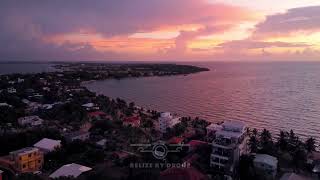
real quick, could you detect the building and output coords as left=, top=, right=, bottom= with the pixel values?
left=0, top=103, right=12, bottom=108
left=0, top=147, right=44, bottom=174
left=88, top=111, right=107, bottom=121
left=96, top=139, right=107, bottom=149
left=158, top=112, right=181, bottom=133
left=65, top=131, right=90, bottom=142
left=17, top=116, right=43, bottom=126
left=123, top=116, right=140, bottom=127
left=210, top=121, right=248, bottom=179
left=82, top=103, right=99, bottom=111
left=206, top=123, right=222, bottom=136
left=33, top=138, right=61, bottom=153
left=253, top=154, right=278, bottom=179
left=49, top=163, right=92, bottom=178
left=7, top=87, right=16, bottom=93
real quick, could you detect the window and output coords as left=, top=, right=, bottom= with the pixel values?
left=23, top=164, right=26, bottom=168
left=28, top=154, right=31, bottom=157
left=38, top=160, right=41, bottom=163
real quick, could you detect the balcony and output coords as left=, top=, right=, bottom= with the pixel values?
left=212, top=138, right=236, bottom=149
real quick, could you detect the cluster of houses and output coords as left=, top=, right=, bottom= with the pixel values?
left=0, top=137, right=93, bottom=179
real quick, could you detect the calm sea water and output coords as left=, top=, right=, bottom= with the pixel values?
left=85, top=62, right=320, bottom=139
left=0, top=63, right=56, bottom=75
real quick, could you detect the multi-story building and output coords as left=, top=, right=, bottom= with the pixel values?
left=17, top=116, right=43, bottom=127
left=158, top=112, right=181, bottom=133
left=65, top=131, right=90, bottom=142
left=210, top=121, right=248, bottom=180
left=9, top=147, right=43, bottom=173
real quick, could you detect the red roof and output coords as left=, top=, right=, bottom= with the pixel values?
left=160, top=167, right=208, bottom=180
left=168, top=137, right=184, bottom=144
left=88, top=111, right=107, bottom=117
left=123, top=116, right=140, bottom=123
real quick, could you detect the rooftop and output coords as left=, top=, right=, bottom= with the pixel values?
left=10, top=147, right=39, bottom=155
left=254, top=154, right=278, bottom=168
left=222, top=121, right=246, bottom=132
left=123, top=116, right=140, bottom=123
left=82, top=103, right=95, bottom=108
left=88, top=111, right=107, bottom=117
left=34, top=138, right=61, bottom=151
left=160, top=112, right=172, bottom=118
left=49, top=163, right=92, bottom=178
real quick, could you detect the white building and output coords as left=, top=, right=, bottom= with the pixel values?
left=0, top=102, right=12, bottom=108
left=96, top=139, right=107, bottom=149
left=49, top=163, right=92, bottom=178
left=17, top=116, right=44, bottom=126
left=206, top=123, right=222, bottom=135
left=210, top=121, right=248, bottom=179
left=34, top=138, right=61, bottom=153
left=17, top=78, right=24, bottom=83
left=7, top=87, right=16, bottom=93
left=158, top=112, right=181, bottom=133
left=82, top=103, right=99, bottom=111
left=253, top=154, right=278, bottom=178
left=65, top=131, right=90, bottom=142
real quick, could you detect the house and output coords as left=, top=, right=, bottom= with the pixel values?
left=0, top=147, right=44, bottom=174
left=33, top=138, right=61, bottom=153
left=17, top=116, right=44, bottom=126
left=49, top=163, right=92, bottom=179
left=82, top=103, right=99, bottom=111
left=123, top=116, right=140, bottom=127
left=7, top=87, right=16, bottom=93
left=206, top=123, right=222, bottom=136
left=210, top=121, right=248, bottom=180
left=65, top=131, right=90, bottom=142
left=88, top=111, right=107, bottom=121
left=96, top=139, right=107, bottom=149
left=80, top=122, right=92, bottom=132
left=253, top=154, right=278, bottom=179
left=17, top=78, right=24, bottom=83
left=0, top=103, right=12, bottom=108
left=158, top=112, right=181, bottom=133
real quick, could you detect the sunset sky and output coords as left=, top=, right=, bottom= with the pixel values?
left=1, top=0, right=320, bottom=61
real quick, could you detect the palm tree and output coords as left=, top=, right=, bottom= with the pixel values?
left=260, top=129, right=273, bottom=153
left=248, top=136, right=259, bottom=153
left=305, top=137, right=316, bottom=153
left=277, top=130, right=288, bottom=151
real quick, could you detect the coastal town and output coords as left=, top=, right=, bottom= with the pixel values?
left=0, top=63, right=319, bottom=180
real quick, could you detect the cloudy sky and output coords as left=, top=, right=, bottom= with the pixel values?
left=1, top=0, right=320, bottom=61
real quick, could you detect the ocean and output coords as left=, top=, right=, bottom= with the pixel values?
left=84, top=61, right=320, bottom=139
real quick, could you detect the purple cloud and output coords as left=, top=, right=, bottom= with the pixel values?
left=254, top=6, right=320, bottom=36
left=218, top=40, right=311, bottom=49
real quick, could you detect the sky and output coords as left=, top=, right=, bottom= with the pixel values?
left=1, top=0, right=320, bottom=61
